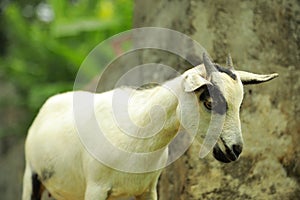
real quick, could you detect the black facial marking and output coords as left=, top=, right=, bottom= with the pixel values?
left=214, top=64, right=237, bottom=80
left=199, top=85, right=228, bottom=115
left=213, top=144, right=231, bottom=163
left=225, top=145, right=238, bottom=161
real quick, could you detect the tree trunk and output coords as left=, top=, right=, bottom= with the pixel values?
left=134, top=0, right=300, bottom=199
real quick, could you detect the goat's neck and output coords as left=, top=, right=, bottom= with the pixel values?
left=126, top=76, right=183, bottom=152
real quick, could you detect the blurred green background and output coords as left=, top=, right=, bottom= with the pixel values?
left=0, top=0, right=133, bottom=138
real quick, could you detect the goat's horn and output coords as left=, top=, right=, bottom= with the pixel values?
left=203, top=53, right=217, bottom=78
left=226, top=53, right=234, bottom=70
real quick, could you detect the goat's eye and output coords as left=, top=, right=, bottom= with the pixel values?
left=204, top=100, right=212, bottom=110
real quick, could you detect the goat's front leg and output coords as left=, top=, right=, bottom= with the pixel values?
left=84, top=183, right=111, bottom=200
left=136, top=173, right=160, bottom=200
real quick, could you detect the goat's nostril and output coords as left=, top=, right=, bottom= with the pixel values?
left=232, top=144, right=243, bottom=157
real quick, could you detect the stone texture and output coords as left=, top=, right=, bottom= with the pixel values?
left=134, top=0, right=300, bottom=199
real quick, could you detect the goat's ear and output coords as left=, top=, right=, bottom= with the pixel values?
left=236, top=70, right=278, bottom=85
left=183, top=74, right=211, bottom=92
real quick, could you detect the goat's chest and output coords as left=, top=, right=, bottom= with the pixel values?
left=110, top=170, right=161, bottom=196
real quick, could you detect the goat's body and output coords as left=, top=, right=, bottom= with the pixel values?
left=24, top=92, right=85, bottom=199
left=23, top=85, right=179, bottom=200
left=23, top=55, right=278, bottom=199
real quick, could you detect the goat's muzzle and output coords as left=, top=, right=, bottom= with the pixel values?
left=213, top=143, right=243, bottom=163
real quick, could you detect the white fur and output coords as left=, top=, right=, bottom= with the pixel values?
left=22, top=63, right=270, bottom=200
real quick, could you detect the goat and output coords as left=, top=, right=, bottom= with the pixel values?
left=22, top=53, right=278, bottom=200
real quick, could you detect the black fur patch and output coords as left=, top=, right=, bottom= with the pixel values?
left=199, top=85, right=228, bottom=115
left=31, top=173, right=42, bottom=200
left=214, top=64, right=237, bottom=80
left=240, top=79, right=264, bottom=85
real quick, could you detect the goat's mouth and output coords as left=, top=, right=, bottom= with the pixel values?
left=212, top=143, right=240, bottom=163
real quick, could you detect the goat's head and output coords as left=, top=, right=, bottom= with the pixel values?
left=182, top=53, right=278, bottom=163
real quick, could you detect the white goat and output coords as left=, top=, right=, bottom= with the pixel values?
left=22, top=54, right=278, bottom=200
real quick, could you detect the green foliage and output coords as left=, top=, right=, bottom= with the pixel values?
left=0, top=0, right=133, bottom=136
